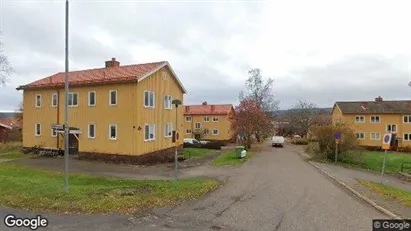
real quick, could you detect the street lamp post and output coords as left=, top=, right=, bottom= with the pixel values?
left=172, top=99, right=182, bottom=181
left=64, top=0, right=70, bottom=193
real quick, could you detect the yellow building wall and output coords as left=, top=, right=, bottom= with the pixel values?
left=183, top=112, right=233, bottom=141
left=331, top=105, right=411, bottom=147
left=22, top=66, right=184, bottom=156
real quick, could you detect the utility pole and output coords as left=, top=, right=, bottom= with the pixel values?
left=64, top=0, right=70, bottom=193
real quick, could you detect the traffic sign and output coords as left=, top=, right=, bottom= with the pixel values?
left=382, top=133, right=392, bottom=150
left=52, top=124, right=65, bottom=132
left=334, top=131, right=342, bottom=140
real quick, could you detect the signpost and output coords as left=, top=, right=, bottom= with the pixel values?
left=380, top=133, right=392, bottom=184
left=172, top=99, right=182, bottom=182
left=334, top=131, right=342, bottom=163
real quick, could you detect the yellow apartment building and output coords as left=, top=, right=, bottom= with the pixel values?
left=16, top=58, right=187, bottom=164
left=183, top=102, right=234, bottom=142
left=331, top=96, right=411, bottom=148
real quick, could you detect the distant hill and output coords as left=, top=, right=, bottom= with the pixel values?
left=0, top=112, right=21, bottom=118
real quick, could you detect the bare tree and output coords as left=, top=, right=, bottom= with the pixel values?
left=239, top=68, right=279, bottom=142
left=288, top=100, right=319, bottom=137
left=0, top=36, right=13, bottom=86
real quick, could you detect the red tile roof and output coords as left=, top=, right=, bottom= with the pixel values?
left=16, top=61, right=168, bottom=90
left=184, top=104, right=233, bottom=115
left=0, top=118, right=22, bottom=129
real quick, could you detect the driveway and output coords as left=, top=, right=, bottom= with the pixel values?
left=1, top=143, right=386, bottom=231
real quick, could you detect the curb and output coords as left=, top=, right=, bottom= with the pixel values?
left=295, top=150, right=403, bottom=220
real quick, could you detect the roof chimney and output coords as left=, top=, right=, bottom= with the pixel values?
left=185, top=106, right=190, bottom=112
left=202, top=101, right=207, bottom=105
left=375, top=96, right=383, bottom=102
left=105, top=57, right=120, bottom=68
left=211, top=105, right=215, bottom=111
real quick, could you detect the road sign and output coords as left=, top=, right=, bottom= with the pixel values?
left=52, top=124, right=65, bottom=131
left=382, top=133, right=392, bottom=150
left=334, top=131, right=342, bottom=140
left=335, top=139, right=340, bottom=144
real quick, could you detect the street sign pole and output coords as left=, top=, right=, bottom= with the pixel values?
left=380, top=149, right=388, bottom=184
left=334, top=131, right=342, bottom=163
left=64, top=0, right=70, bottom=193
left=172, top=99, right=182, bottom=182
left=335, top=142, right=338, bottom=163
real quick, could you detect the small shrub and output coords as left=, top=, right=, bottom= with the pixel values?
left=291, top=138, right=309, bottom=145
left=398, top=146, right=411, bottom=153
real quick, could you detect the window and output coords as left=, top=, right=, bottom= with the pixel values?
left=185, top=116, right=192, bottom=122
left=35, top=123, right=41, bottom=136
left=51, top=125, right=57, bottom=137
left=195, top=122, right=201, bottom=129
left=370, top=132, right=380, bottom=140
left=68, top=92, right=78, bottom=107
left=144, top=124, right=155, bottom=141
left=370, top=116, right=380, bottom=123
left=51, top=93, right=58, bottom=107
left=164, top=123, right=172, bottom=137
left=212, top=129, right=219, bottom=135
left=404, top=115, right=411, bottom=123
left=386, top=124, right=397, bottom=133
left=186, top=129, right=192, bottom=134
left=109, top=124, right=117, bottom=140
left=213, top=116, right=219, bottom=122
left=204, top=128, right=209, bottom=135
left=88, top=124, right=96, bottom=139
left=109, top=90, right=117, bottom=106
left=35, top=94, right=42, bottom=108
left=355, top=116, right=365, bottom=123
left=144, top=91, right=155, bottom=108
left=204, top=116, right=210, bottom=122
left=355, top=132, right=365, bottom=140
left=89, top=91, right=96, bottom=106
left=404, top=133, right=411, bottom=141
left=164, top=95, right=172, bottom=109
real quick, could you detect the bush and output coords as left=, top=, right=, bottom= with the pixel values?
left=307, top=137, right=318, bottom=142
left=291, top=138, right=309, bottom=145
left=397, top=146, right=411, bottom=153
left=311, top=122, right=360, bottom=163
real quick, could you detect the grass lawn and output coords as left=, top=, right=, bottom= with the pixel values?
left=181, top=148, right=216, bottom=158
left=358, top=179, right=411, bottom=207
left=212, top=150, right=253, bottom=166
left=0, top=164, right=219, bottom=214
left=361, top=151, right=411, bottom=174
left=0, top=142, right=34, bottom=160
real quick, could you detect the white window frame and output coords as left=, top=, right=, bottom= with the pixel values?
left=204, top=128, right=210, bottom=135
left=109, top=90, right=117, bottom=106
left=186, top=129, right=192, bottom=134
left=88, top=123, right=96, bottom=139
left=144, top=90, right=155, bottom=108
left=370, top=115, right=380, bottom=123
left=403, top=115, right=411, bottom=123
left=204, top=116, right=210, bottom=122
left=68, top=92, right=79, bottom=107
left=51, top=125, right=57, bottom=137
left=164, top=95, right=172, bottom=109
left=88, top=91, right=96, bottom=107
left=164, top=123, right=172, bottom=138
left=51, top=93, right=58, bottom=107
left=212, top=129, right=219, bottom=136
left=386, top=124, right=397, bottom=133
left=185, top=116, right=192, bottom=122
left=35, top=94, right=42, bottom=108
left=35, top=123, right=41, bottom=136
left=109, top=124, right=117, bottom=140
left=144, top=124, right=156, bottom=141
left=355, top=132, right=365, bottom=140
left=404, top=133, right=411, bottom=141
left=213, top=116, right=219, bottom=122
left=355, top=115, right=365, bottom=123
left=370, top=132, right=380, bottom=140
left=195, top=122, right=201, bottom=129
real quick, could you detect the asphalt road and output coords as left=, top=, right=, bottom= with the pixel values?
left=1, top=143, right=386, bottom=231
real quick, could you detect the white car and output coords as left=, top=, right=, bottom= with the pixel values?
left=272, top=136, right=285, bottom=147
left=183, top=138, right=200, bottom=145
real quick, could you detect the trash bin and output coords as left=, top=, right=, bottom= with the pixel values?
left=235, top=146, right=245, bottom=158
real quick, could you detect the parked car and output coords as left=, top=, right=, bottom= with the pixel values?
left=184, top=138, right=200, bottom=145
left=272, top=136, right=285, bottom=147
left=200, top=140, right=210, bottom=144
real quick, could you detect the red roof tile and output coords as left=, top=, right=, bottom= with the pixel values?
left=17, top=61, right=168, bottom=90
left=0, top=118, right=22, bottom=129
left=184, top=104, right=233, bottom=115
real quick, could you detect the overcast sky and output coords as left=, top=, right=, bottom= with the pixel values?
left=1, top=0, right=411, bottom=111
